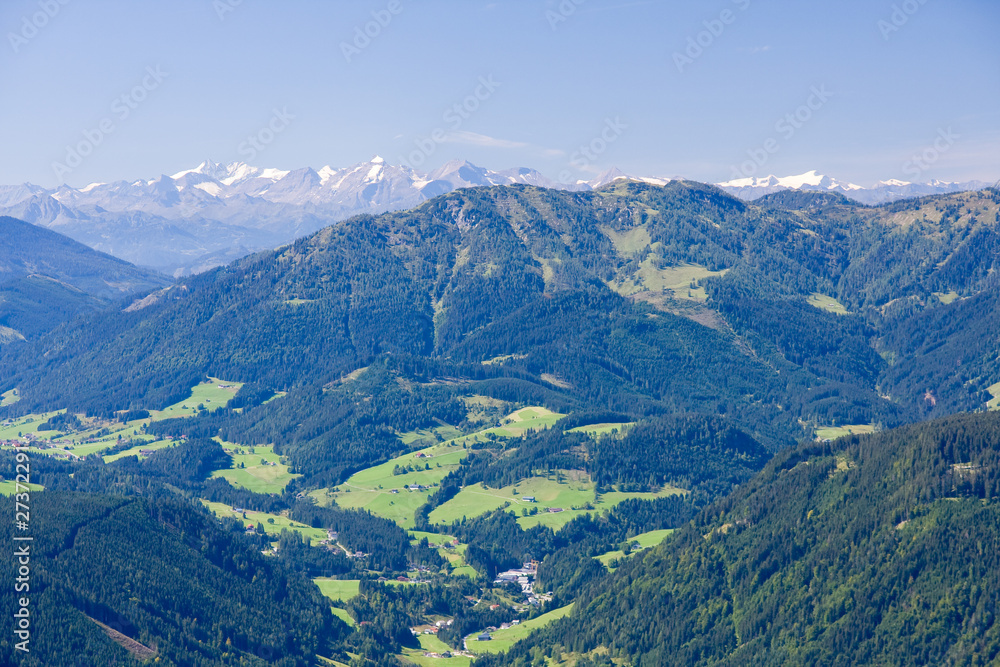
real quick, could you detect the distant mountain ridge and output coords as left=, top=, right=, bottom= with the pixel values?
left=716, top=169, right=991, bottom=204
left=0, top=216, right=169, bottom=341
left=1, top=160, right=990, bottom=275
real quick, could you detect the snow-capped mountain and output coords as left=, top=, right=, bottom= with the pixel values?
left=716, top=170, right=991, bottom=204
left=0, top=158, right=579, bottom=276
left=1, top=159, right=991, bottom=276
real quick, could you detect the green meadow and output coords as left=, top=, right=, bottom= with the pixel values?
left=0, top=480, right=43, bottom=494
left=594, top=528, right=675, bottom=568
left=0, top=389, right=19, bottom=407
left=465, top=603, right=574, bottom=655
left=400, top=634, right=472, bottom=666
left=211, top=442, right=300, bottom=494
left=201, top=500, right=328, bottom=544
left=988, top=382, right=1000, bottom=410
left=429, top=473, right=683, bottom=529
left=0, top=411, right=65, bottom=441
left=808, top=293, right=850, bottom=315
left=564, top=422, right=634, bottom=437
left=309, top=406, right=565, bottom=528
left=408, top=531, right=477, bottom=577
left=103, top=439, right=174, bottom=463
left=314, top=579, right=361, bottom=603
left=148, top=377, right=243, bottom=420
left=815, top=423, right=877, bottom=440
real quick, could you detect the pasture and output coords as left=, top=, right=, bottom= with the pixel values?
left=148, top=377, right=243, bottom=420
left=465, top=603, right=574, bottom=655
left=312, top=406, right=565, bottom=528
left=988, top=382, right=1000, bottom=410
left=808, top=293, right=850, bottom=315
left=429, top=473, right=684, bottom=529
left=400, top=634, right=472, bottom=666
left=815, top=423, right=877, bottom=440
left=565, top=422, right=634, bottom=437
left=103, top=439, right=174, bottom=463
left=594, top=528, right=675, bottom=568
left=0, top=480, right=43, bottom=494
left=200, top=500, right=328, bottom=544
left=313, top=579, right=361, bottom=603
left=0, top=388, right=19, bottom=407
left=211, top=442, right=300, bottom=494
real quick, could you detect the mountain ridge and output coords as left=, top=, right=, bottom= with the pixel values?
left=3, top=160, right=991, bottom=276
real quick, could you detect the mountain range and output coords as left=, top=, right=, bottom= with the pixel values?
left=2, top=180, right=1000, bottom=665
left=2, top=159, right=990, bottom=276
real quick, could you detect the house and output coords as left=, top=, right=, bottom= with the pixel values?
left=477, top=633, right=492, bottom=641
left=547, top=507, right=564, bottom=513
left=522, top=496, right=535, bottom=502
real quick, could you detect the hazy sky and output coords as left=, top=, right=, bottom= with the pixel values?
left=2, top=0, right=997, bottom=188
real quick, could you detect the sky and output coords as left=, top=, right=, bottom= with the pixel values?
left=1, top=0, right=997, bottom=188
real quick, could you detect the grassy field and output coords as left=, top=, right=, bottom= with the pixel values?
left=934, top=290, right=961, bottom=305
left=400, top=634, right=472, bottom=666
left=594, top=529, right=675, bottom=568
left=0, top=411, right=65, bottom=441
left=0, top=389, right=19, bottom=407
left=310, top=406, right=565, bottom=528
left=988, top=382, right=1000, bottom=410
left=429, top=473, right=684, bottom=529
left=0, top=480, right=43, bottom=494
left=466, top=604, right=574, bottom=655
left=201, top=500, right=328, bottom=544
left=314, top=579, right=361, bottom=602
left=331, top=608, right=356, bottom=628
left=602, top=224, right=651, bottom=255
left=565, top=422, right=634, bottom=437
left=808, top=293, right=850, bottom=315
left=815, top=423, right=877, bottom=440
left=211, top=442, right=300, bottom=494
left=608, top=258, right=727, bottom=302
left=399, top=424, right=464, bottom=447
left=408, top=531, right=478, bottom=577
left=103, top=439, right=174, bottom=463
left=148, top=377, right=243, bottom=420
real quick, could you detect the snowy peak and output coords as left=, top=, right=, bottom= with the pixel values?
left=718, top=170, right=861, bottom=191
left=709, top=170, right=992, bottom=204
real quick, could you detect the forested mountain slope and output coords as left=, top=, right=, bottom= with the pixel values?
left=0, top=216, right=169, bottom=341
left=480, top=410, right=1000, bottom=666
left=0, top=491, right=343, bottom=667
left=2, top=182, right=998, bottom=487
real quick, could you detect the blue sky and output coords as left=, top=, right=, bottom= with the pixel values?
left=1, top=0, right=997, bottom=188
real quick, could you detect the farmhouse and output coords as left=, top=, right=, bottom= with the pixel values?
left=547, top=507, right=564, bottom=513
left=522, top=496, right=535, bottom=502
left=478, top=633, right=492, bottom=641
